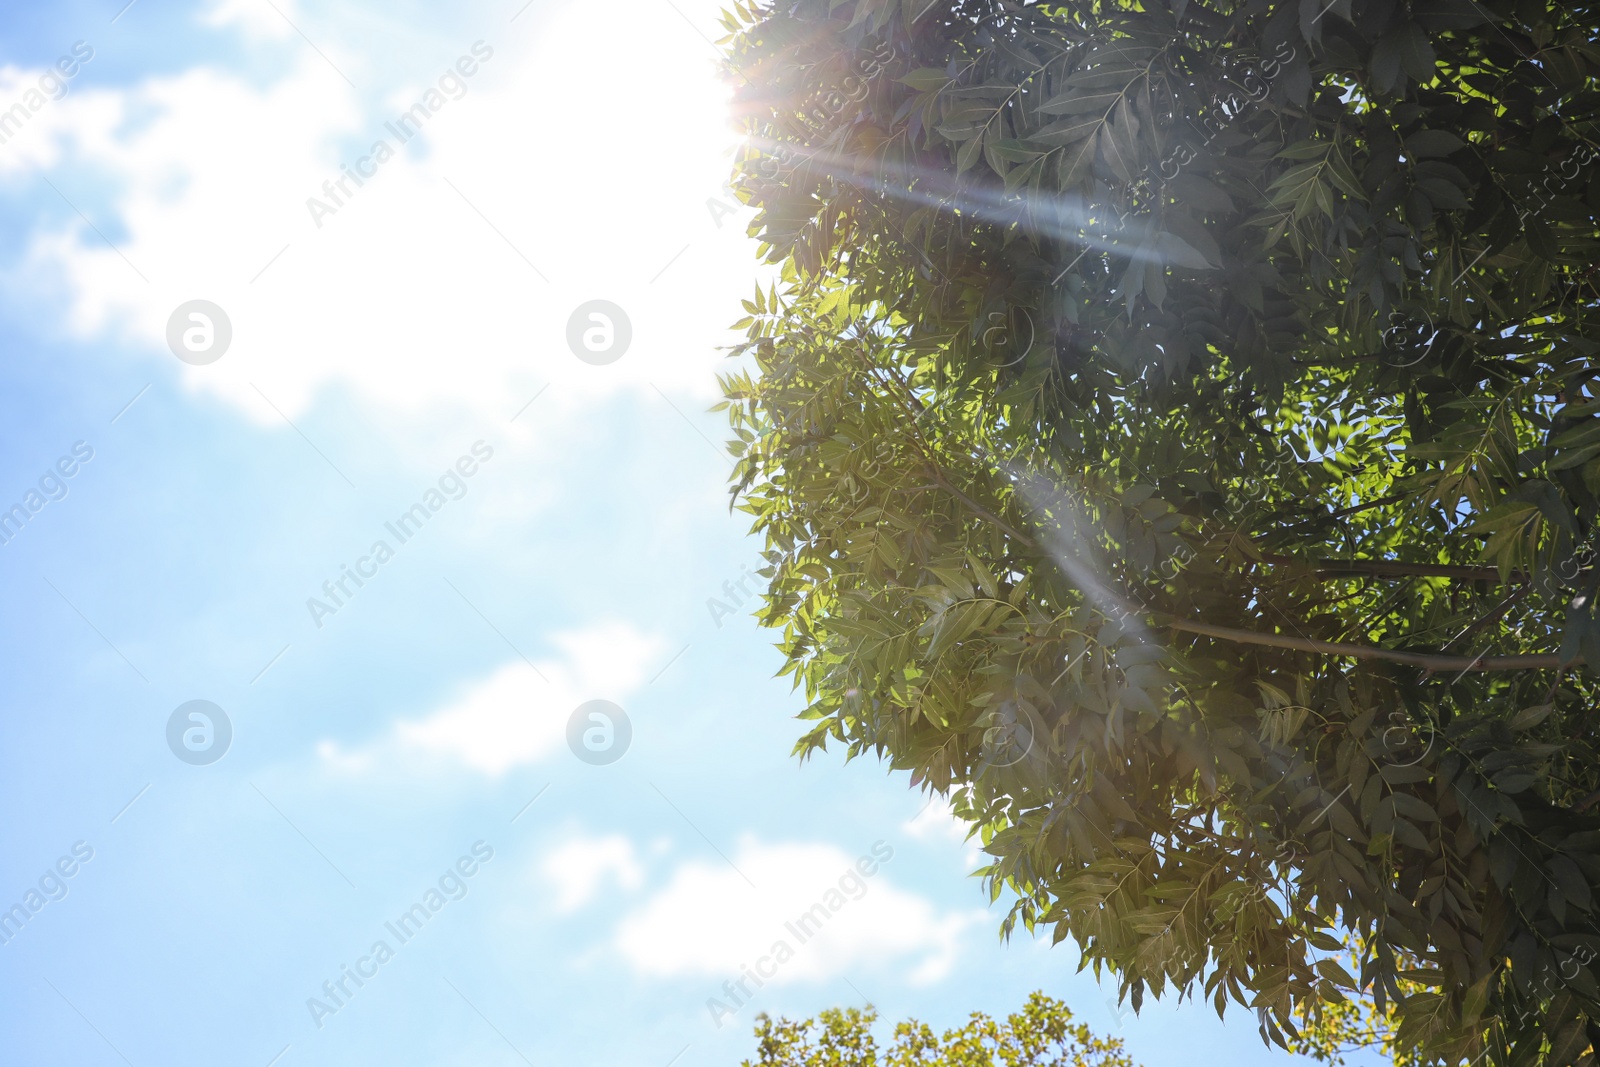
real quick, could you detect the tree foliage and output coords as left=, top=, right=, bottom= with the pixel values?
left=719, top=1, right=1600, bottom=1064
left=740, top=992, right=1136, bottom=1067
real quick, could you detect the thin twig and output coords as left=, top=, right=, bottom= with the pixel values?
left=1261, top=554, right=1516, bottom=582
left=1169, top=619, right=1564, bottom=671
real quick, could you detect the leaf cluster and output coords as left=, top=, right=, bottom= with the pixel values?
left=740, top=992, right=1136, bottom=1067
left=719, top=1, right=1600, bottom=1064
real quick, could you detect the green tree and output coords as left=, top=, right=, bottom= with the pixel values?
left=718, top=1, right=1600, bottom=1065
left=741, top=993, right=1136, bottom=1067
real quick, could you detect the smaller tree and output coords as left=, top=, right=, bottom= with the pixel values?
left=741, top=992, right=1138, bottom=1067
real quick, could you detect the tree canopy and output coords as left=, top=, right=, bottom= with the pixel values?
left=719, top=1, right=1600, bottom=1065
left=740, top=993, right=1135, bottom=1067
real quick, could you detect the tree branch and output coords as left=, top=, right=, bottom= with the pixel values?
left=1275, top=492, right=1410, bottom=530
left=1261, top=554, right=1515, bottom=582
left=927, top=468, right=1036, bottom=545
left=856, top=347, right=1038, bottom=546
left=1168, top=619, right=1566, bottom=672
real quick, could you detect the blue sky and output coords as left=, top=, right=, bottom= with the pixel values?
left=0, top=2, right=1375, bottom=1065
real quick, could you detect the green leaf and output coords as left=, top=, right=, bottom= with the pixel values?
left=900, top=68, right=950, bottom=91
left=1315, top=958, right=1358, bottom=987
left=1032, top=116, right=1101, bottom=145
left=1405, top=129, right=1465, bottom=158
left=1527, top=215, right=1559, bottom=260
left=1509, top=704, right=1554, bottom=730
left=1396, top=22, right=1438, bottom=84
left=1039, top=89, right=1126, bottom=116
left=1550, top=856, right=1593, bottom=910
left=956, top=133, right=984, bottom=174
left=1166, top=172, right=1234, bottom=214
left=1153, top=230, right=1215, bottom=270
left=1547, top=1014, right=1590, bottom=1067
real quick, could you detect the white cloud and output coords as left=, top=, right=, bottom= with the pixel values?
left=903, top=794, right=985, bottom=870
left=201, top=0, right=299, bottom=39
left=391, top=660, right=558, bottom=776
left=321, top=619, right=668, bottom=776
left=614, top=837, right=981, bottom=986
left=541, top=834, right=645, bottom=913
left=5, top=0, right=761, bottom=435
left=903, top=794, right=967, bottom=842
